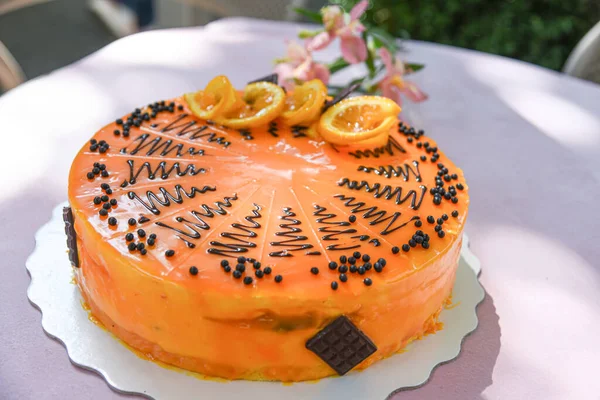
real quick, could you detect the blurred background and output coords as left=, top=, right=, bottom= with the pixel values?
left=1, top=0, right=599, bottom=95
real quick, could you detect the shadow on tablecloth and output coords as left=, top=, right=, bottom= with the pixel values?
left=389, top=291, right=501, bottom=400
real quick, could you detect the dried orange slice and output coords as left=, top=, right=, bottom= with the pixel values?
left=317, top=96, right=401, bottom=145
left=184, top=75, right=237, bottom=120
left=280, top=79, right=327, bottom=126
left=216, top=81, right=286, bottom=129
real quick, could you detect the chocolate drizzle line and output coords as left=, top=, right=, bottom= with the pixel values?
left=62, top=207, right=80, bottom=268
left=357, top=161, right=421, bottom=182
left=208, top=203, right=262, bottom=257
left=160, top=114, right=230, bottom=148
left=126, top=159, right=204, bottom=184
left=268, top=121, right=279, bottom=137
left=291, top=125, right=308, bottom=138
left=313, top=205, right=360, bottom=251
left=348, top=137, right=406, bottom=159
left=128, top=185, right=217, bottom=215
left=155, top=194, right=238, bottom=246
left=269, top=207, right=314, bottom=257
left=338, top=178, right=427, bottom=209
left=122, top=134, right=204, bottom=157
left=334, top=194, right=420, bottom=235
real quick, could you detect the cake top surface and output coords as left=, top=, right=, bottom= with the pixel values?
left=68, top=80, right=468, bottom=301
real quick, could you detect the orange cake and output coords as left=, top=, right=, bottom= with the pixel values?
left=64, top=75, right=469, bottom=381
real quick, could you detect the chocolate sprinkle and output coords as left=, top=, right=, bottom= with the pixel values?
left=305, top=315, right=377, bottom=376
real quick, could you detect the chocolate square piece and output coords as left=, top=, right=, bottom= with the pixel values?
left=306, top=315, right=377, bottom=375
left=63, top=206, right=80, bottom=268
left=248, top=73, right=278, bottom=85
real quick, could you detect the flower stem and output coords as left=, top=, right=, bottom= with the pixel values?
left=363, top=32, right=376, bottom=80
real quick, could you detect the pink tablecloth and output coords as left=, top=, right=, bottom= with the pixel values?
left=1, top=18, right=599, bottom=400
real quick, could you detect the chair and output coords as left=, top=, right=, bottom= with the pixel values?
left=155, top=0, right=310, bottom=28
left=563, top=20, right=600, bottom=84
left=0, top=0, right=49, bottom=91
left=0, top=39, right=25, bottom=91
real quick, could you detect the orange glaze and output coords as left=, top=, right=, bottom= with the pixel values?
left=68, top=97, right=469, bottom=381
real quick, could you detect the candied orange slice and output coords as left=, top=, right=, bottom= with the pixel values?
left=184, top=75, right=237, bottom=120
left=317, top=96, right=401, bottom=145
left=216, top=81, right=286, bottom=129
left=280, top=79, right=327, bottom=126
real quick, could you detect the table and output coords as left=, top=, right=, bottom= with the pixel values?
left=1, top=17, right=599, bottom=400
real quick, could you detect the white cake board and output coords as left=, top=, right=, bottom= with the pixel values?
left=27, top=202, right=485, bottom=400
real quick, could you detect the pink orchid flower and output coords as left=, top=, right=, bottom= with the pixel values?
left=308, top=0, right=369, bottom=64
left=274, top=40, right=330, bottom=90
left=377, top=47, right=427, bottom=106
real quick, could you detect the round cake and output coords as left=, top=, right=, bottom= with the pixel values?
left=65, top=76, right=469, bottom=381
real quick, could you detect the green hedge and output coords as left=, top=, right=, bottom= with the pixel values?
left=326, top=0, right=600, bottom=71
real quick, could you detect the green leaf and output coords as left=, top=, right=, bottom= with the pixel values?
left=328, top=57, right=350, bottom=74
left=298, top=29, right=322, bottom=39
left=363, top=32, right=377, bottom=79
left=405, top=63, right=425, bottom=73
left=368, top=26, right=399, bottom=53
left=293, top=7, right=323, bottom=24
